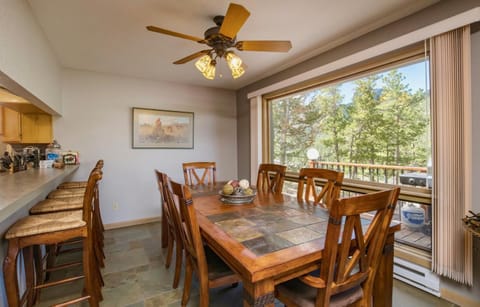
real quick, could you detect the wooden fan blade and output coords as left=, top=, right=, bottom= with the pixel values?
left=236, top=40, right=292, bottom=52
left=146, top=26, right=205, bottom=43
left=173, top=50, right=211, bottom=64
left=219, top=3, right=250, bottom=39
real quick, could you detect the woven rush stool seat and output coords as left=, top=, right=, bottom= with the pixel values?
left=48, top=187, right=85, bottom=199
left=29, top=197, right=84, bottom=214
left=5, top=210, right=84, bottom=239
left=58, top=181, right=88, bottom=189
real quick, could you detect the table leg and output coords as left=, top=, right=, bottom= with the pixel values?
left=243, top=279, right=275, bottom=307
left=373, top=231, right=395, bottom=307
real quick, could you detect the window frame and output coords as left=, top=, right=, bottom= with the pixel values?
left=261, top=42, right=433, bottom=267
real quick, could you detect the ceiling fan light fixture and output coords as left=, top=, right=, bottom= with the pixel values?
left=195, top=54, right=212, bottom=73
left=202, top=59, right=216, bottom=80
left=225, top=51, right=242, bottom=70
left=230, top=64, right=245, bottom=79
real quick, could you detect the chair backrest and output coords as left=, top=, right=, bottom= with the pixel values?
left=82, top=169, right=103, bottom=225
left=256, top=163, right=287, bottom=194
left=154, top=169, right=169, bottom=204
left=93, top=160, right=104, bottom=212
left=166, top=179, right=208, bottom=279
left=182, top=162, right=216, bottom=186
left=95, top=159, right=104, bottom=169
left=306, top=187, right=400, bottom=306
left=155, top=170, right=177, bottom=235
left=296, top=168, right=344, bottom=209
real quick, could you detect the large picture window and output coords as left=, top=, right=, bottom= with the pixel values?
left=269, top=59, right=430, bottom=180
left=266, top=55, right=432, bottom=253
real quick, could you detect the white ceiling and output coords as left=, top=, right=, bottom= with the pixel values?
left=27, top=0, right=439, bottom=90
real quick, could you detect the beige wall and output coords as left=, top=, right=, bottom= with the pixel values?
left=55, top=69, right=237, bottom=225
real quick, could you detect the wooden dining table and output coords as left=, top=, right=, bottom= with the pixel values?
left=191, top=186, right=401, bottom=307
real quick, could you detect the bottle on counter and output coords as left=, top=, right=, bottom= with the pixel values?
left=45, top=140, right=62, bottom=161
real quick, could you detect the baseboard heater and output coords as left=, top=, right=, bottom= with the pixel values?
left=393, top=257, right=440, bottom=296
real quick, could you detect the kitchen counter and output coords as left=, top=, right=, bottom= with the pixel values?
left=0, top=165, right=79, bottom=224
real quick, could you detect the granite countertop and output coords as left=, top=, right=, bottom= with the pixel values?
left=0, top=165, right=79, bottom=222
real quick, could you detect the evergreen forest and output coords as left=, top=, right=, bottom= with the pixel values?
left=271, top=67, right=430, bottom=182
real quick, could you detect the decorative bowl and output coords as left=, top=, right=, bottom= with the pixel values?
left=219, top=190, right=256, bottom=205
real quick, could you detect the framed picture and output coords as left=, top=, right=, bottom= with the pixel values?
left=132, top=107, right=194, bottom=149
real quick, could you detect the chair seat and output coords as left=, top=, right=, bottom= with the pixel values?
left=5, top=210, right=84, bottom=239
left=58, top=181, right=88, bottom=189
left=205, top=246, right=235, bottom=280
left=30, top=197, right=84, bottom=214
left=48, top=188, right=85, bottom=199
left=276, top=278, right=363, bottom=307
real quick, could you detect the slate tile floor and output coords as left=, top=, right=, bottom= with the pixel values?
left=37, top=222, right=456, bottom=306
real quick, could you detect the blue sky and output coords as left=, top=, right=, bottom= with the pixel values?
left=339, top=60, right=430, bottom=103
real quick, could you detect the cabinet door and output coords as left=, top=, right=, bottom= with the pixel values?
left=0, top=106, right=3, bottom=135
left=21, top=113, right=53, bottom=143
left=1, top=107, right=21, bottom=142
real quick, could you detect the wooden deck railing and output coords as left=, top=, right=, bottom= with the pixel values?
left=311, top=161, right=428, bottom=185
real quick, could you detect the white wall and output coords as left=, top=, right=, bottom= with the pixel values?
left=0, top=0, right=62, bottom=113
left=55, top=69, right=237, bottom=224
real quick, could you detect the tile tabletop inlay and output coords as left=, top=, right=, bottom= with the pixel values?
left=206, top=201, right=331, bottom=256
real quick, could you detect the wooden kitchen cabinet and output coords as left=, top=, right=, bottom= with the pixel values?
left=1, top=107, right=53, bottom=143
left=1, top=107, right=21, bottom=142
left=0, top=106, right=4, bottom=135
left=21, top=113, right=53, bottom=143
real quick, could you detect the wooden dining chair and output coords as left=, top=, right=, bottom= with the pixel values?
left=166, top=178, right=239, bottom=307
left=182, top=161, right=216, bottom=186
left=297, top=168, right=344, bottom=209
left=275, top=187, right=400, bottom=307
left=155, top=170, right=183, bottom=289
left=256, top=163, right=287, bottom=195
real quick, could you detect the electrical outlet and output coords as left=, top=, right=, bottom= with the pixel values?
left=113, top=201, right=119, bottom=210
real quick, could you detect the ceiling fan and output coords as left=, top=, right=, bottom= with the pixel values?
left=146, top=3, right=292, bottom=80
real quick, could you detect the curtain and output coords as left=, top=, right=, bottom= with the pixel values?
left=430, top=25, right=472, bottom=285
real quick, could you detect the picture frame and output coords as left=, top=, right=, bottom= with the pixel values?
left=132, top=107, right=194, bottom=149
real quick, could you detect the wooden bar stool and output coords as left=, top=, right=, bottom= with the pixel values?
left=3, top=170, right=103, bottom=307
left=49, top=160, right=106, bottom=241
left=29, top=169, right=106, bottom=272
left=57, top=160, right=104, bottom=190
left=31, top=162, right=105, bottom=239
left=46, top=160, right=103, bottom=199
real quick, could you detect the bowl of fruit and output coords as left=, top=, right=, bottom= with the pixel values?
left=219, top=179, right=256, bottom=205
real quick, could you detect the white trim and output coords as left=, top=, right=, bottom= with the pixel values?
left=247, top=7, right=480, bottom=99
left=394, top=257, right=440, bottom=297
left=250, top=96, right=262, bottom=183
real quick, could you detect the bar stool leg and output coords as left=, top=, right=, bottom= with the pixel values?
left=23, top=246, right=36, bottom=307
left=3, top=238, right=21, bottom=307
left=82, top=235, right=100, bottom=306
